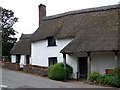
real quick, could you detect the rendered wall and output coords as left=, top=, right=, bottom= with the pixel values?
left=66, top=54, right=78, bottom=79
left=67, top=52, right=117, bottom=79
left=31, top=39, right=72, bottom=67
left=91, top=52, right=115, bottom=74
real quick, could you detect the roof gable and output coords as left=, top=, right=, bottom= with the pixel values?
left=10, top=34, right=32, bottom=55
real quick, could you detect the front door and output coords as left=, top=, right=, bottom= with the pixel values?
left=78, top=57, right=88, bottom=79
left=26, top=55, right=30, bottom=64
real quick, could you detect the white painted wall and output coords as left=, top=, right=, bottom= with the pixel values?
left=31, top=39, right=72, bottom=67
left=11, top=54, right=27, bottom=68
left=29, top=57, right=32, bottom=64
left=20, top=55, right=26, bottom=68
left=66, top=54, right=78, bottom=79
left=66, top=52, right=117, bottom=79
left=11, top=55, right=16, bottom=63
left=91, top=52, right=116, bottom=74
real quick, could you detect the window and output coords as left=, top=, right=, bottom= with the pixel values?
left=48, top=57, right=57, bottom=66
left=47, top=36, right=56, bottom=46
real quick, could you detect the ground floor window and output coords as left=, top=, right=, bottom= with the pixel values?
left=48, top=57, right=57, bottom=66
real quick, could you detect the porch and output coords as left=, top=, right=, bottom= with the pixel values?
left=62, top=51, right=120, bottom=80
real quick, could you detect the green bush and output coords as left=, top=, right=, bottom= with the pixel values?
left=103, top=74, right=113, bottom=85
left=48, top=63, right=73, bottom=80
left=48, top=65, right=54, bottom=79
left=88, top=72, right=120, bottom=88
left=96, top=75, right=104, bottom=84
left=88, top=71, right=101, bottom=82
left=113, top=67, right=120, bottom=79
left=103, top=74, right=120, bottom=87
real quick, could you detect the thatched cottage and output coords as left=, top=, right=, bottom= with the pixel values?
left=10, top=34, right=31, bottom=68
left=30, top=4, right=120, bottom=79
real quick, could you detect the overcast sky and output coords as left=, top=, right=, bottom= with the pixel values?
left=1, top=0, right=120, bottom=39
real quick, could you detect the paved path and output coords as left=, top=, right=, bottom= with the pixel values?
left=1, top=68, right=112, bottom=89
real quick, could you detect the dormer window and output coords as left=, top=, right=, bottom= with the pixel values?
left=47, top=36, right=56, bottom=46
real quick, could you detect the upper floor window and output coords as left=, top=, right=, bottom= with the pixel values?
left=47, top=36, right=56, bottom=46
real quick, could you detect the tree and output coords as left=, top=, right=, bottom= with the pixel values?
left=0, top=7, right=18, bottom=56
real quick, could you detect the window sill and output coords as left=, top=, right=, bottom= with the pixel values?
left=47, top=45, right=57, bottom=47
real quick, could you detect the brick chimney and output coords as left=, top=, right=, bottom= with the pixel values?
left=38, top=4, right=46, bottom=26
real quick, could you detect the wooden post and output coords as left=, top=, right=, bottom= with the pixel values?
left=63, top=54, right=66, bottom=69
left=63, top=53, right=67, bottom=81
left=87, top=52, right=91, bottom=80
left=115, top=51, right=118, bottom=68
left=77, top=59, right=80, bottom=81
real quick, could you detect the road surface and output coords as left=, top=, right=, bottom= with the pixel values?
left=1, top=68, right=111, bottom=89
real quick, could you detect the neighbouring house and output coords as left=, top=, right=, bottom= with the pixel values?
left=30, top=4, right=120, bottom=79
left=10, top=34, right=32, bottom=69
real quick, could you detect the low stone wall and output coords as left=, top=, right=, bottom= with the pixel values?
left=23, top=64, right=48, bottom=77
left=2, top=62, right=20, bottom=71
left=105, top=69, right=113, bottom=74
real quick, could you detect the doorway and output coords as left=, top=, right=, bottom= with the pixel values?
left=26, top=55, right=30, bottom=64
left=78, top=57, right=88, bottom=79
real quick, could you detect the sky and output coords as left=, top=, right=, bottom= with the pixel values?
left=0, top=0, right=120, bottom=39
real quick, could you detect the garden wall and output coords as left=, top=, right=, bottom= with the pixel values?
left=2, top=62, right=20, bottom=71
left=23, top=64, right=48, bottom=77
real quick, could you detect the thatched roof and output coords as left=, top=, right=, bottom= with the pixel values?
left=31, top=4, right=120, bottom=53
left=10, top=34, right=32, bottom=55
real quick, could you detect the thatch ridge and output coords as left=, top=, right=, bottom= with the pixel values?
left=43, top=4, right=120, bottom=21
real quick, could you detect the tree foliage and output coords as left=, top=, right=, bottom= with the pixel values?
left=0, top=7, right=18, bottom=56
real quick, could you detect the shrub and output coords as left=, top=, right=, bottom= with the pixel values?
left=112, top=67, right=120, bottom=79
left=103, top=74, right=112, bottom=84
left=96, top=75, right=104, bottom=84
left=88, top=71, right=120, bottom=87
left=103, top=74, right=120, bottom=87
left=48, top=65, right=54, bottom=79
left=48, top=63, right=73, bottom=80
left=88, top=71, right=101, bottom=82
